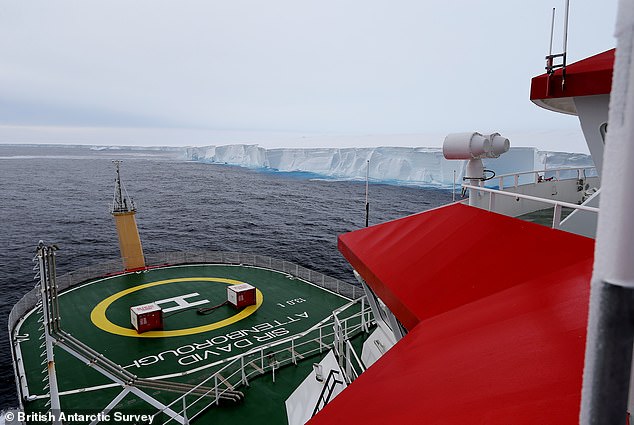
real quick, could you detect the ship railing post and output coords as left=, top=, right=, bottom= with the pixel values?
left=214, top=375, right=219, bottom=406
left=514, top=174, right=519, bottom=188
left=345, top=342, right=352, bottom=380
left=333, top=321, right=338, bottom=357
left=182, top=397, right=189, bottom=425
left=361, top=297, right=366, bottom=332
left=272, top=359, right=276, bottom=383
left=319, top=327, right=323, bottom=353
left=552, top=203, right=563, bottom=229
left=240, top=356, right=247, bottom=386
left=291, top=340, right=296, bottom=365
left=488, top=192, right=496, bottom=212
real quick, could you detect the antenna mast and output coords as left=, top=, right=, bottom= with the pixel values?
left=561, top=0, right=570, bottom=88
left=110, top=161, right=145, bottom=271
left=365, top=160, right=370, bottom=227
left=112, top=160, right=135, bottom=213
left=545, top=0, right=570, bottom=93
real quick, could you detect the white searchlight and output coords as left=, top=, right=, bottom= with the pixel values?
left=443, top=132, right=491, bottom=160
left=443, top=132, right=511, bottom=206
left=442, top=132, right=509, bottom=160
left=487, top=133, right=511, bottom=158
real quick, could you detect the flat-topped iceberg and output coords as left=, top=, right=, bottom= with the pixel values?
left=186, top=144, right=595, bottom=188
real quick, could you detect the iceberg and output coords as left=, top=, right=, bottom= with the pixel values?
left=186, top=144, right=595, bottom=188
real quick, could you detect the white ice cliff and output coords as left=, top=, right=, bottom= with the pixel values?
left=186, top=144, right=595, bottom=188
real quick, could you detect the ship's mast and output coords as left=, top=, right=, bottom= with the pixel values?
left=111, top=161, right=145, bottom=271
left=112, top=160, right=135, bottom=213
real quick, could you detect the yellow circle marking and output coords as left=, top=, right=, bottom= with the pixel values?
left=90, top=277, right=263, bottom=338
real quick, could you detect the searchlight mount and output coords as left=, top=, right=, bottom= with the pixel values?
left=442, top=132, right=510, bottom=206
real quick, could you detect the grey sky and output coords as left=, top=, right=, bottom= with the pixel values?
left=0, top=1, right=618, bottom=149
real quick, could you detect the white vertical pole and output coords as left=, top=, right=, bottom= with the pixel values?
left=365, top=160, right=370, bottom=227
left=361, top=297, right=366, bottom=332
left=581, top=2, right=634, bottom=423
left=549, top=7, right=556, bottom=57
left=182, top=397, right=189, bottom=425
left=590, top=0, right=634, bottom=291
left=562, top=0, right=570, bottom=56
left=552, top=204, right=562, bottom=229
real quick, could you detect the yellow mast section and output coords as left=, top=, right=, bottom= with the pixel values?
left=111, top=161, right=145, bottom=271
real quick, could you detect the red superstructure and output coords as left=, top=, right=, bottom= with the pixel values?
left=309, top=45, right=619, bottom=424
left=310, top=204, right=594, bottom=424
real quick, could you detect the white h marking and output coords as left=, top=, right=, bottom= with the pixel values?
left=155, top=292, right=210, bottom=313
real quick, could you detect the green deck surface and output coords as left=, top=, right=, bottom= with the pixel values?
left=518, top=207, right=574, bottom=226
left=15, top=264, right=363, bottom=424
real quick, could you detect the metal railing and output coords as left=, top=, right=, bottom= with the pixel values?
left=462, top=184, right=600, bottom=229
left=311, top=370, right=344, bottom=417
left=494, top=166, right=596, bottom=190
left=157, top=297, right=373, bottom=424
left=8, top=251, right=361, bottom=337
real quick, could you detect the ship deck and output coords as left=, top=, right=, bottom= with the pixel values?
left=13, top=264, right=363, bottom=424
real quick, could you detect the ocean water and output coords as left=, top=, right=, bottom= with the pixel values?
left=0, top=145, right=452, bottom=409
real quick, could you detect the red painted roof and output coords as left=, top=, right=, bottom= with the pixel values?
left=311, top=203, right=594, bottom=424
left=530, top=49, right=614, bottom=102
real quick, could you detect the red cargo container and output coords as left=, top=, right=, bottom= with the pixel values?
left=227, top=283, right=256, bottom=309
left=130, top=303, right=163, bottom=333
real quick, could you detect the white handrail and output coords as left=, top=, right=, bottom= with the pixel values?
left=494, top=166, right=597, bottom=190
left=158, top=298, right=373, bottom=424
left=149, top=298, right=364, bottom=381
left=495, top=166, right=596, bottom=180
left=462, top=183, right=599, bottom=229
left=462, top=184, right=599, bottom=213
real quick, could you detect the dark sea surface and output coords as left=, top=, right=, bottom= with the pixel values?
left=0, top=144, right=452, bottom=409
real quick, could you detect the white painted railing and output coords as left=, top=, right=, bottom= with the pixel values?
left=495, top=166, right=596, bottom=190
left=462, top=184, right=599, bottom=229
left=8, top=251, right=362, bottom=339
left=158, top=296, right=373, bottom=424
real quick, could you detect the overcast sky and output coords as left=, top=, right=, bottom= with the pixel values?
left=0, top=1, right=618, bottom=150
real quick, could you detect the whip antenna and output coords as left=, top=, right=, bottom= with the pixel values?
left=544, top=0, right=570, bottom=93
left=365, top=160, right=370, bottom=227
